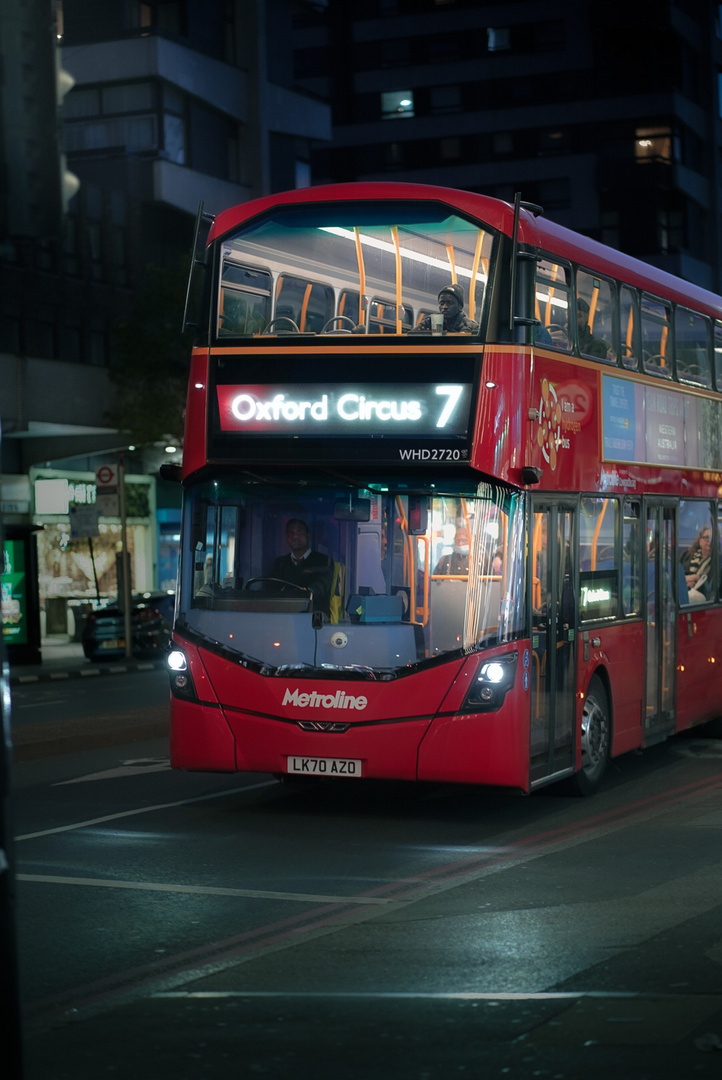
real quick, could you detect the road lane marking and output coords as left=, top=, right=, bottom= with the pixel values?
left=16, top=873, right=392, bottom=905
left=23, top=773, right=722, bottom=1030
left=153, top=990, right=637, bottom=1000
left=53, top=758, right=172, bottom=784
left=14, top=780, right=278, bottom=841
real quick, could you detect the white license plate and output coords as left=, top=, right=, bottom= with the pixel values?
left=287, top=756, right=362, bottom=778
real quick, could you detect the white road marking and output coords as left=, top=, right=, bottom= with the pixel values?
left=16, top=873, right=391, bottom=905
left=53, top=758, right=172, bottom=785
left=14, top=780, right=278, bottom=841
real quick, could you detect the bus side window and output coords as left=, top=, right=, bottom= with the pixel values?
left=619, top=285, right=640, bottom=371
left=579, top=497, right=618, bottom=621
left=641, top=293, right=672, bottom=378
left=675, top=308, right=712, bottom=388
left=276, top=275, right=334, bottom=333
left=218, top=262, right=272, bottom=336
left=715, top=322, right=722, bottom=392
left=622, top=499, right=641, bottom=615
left=718, top=501, right=722, bottom=602
left=576, top=270, right=615, bottom=363
left=679, top=500, right=715, bottom=605
left=535, top=257, right=572, bottom=350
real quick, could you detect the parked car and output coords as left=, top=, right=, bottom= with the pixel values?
left=81, top=592, right=174, bottom=661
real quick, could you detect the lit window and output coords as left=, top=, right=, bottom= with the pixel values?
left=635, top=127, right=673, bottom=163
left=381, top=90, right=415, bottom=120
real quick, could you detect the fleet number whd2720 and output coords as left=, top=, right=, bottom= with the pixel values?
left=286, top=756, right=363, bottom=777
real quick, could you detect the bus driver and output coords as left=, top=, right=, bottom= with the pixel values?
left=272, top=518, right=333, bottom=615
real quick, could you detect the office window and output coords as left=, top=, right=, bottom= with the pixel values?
left=430, top=85, right=462, bottom=114
left=381, top=90, right=415, bottom=119
left=493, top=132, right=513, bottom=155
left=487, top=27, right=510, bottom=51
left=440, top=137, right=461, bottom=160
left=635, top=127, right=673, bottom=163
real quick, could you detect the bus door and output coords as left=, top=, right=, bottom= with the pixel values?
left=530, top=502, right=577, bottom=785
left=643, top=502, right=677, bottom=742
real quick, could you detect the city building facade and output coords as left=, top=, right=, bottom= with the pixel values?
left=0, top=0, right=330, bottom=645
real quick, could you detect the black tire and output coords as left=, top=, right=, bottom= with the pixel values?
left=569, top=674, right=610, bottom=796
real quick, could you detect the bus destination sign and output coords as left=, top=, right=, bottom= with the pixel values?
left=215, top=382, right=473, bottom=438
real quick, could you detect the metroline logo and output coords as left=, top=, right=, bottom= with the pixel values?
left=282, top=688, right=368, bottom=711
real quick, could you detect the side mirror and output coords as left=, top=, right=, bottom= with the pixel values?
left=160, top=463, right=182, bottom=483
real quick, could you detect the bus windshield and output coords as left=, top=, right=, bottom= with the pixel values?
left=177, top=477, right=525, bottom=676
left=216, top=201, right=494, bottom=339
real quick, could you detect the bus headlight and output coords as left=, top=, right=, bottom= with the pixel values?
left=167, top=648, right=197, bottom=701
left=462, top=651, right=518, bottom=712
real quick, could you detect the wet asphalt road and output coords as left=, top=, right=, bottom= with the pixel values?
left=7, top=671, right=722, bottom=1080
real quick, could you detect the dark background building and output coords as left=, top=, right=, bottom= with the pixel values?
left=303, top=0, right=722, bottom=291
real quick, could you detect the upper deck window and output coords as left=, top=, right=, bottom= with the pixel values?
left=535, top=257, right=572, bottom=350
left=675, top=308, right=711, bottom=388
left=715, top=322, right=722, bottom=390
left=216, top=201, right=493, bottom=341
left=576, top=270, right=615, bottom=363
left=641, top=294, right=673, bottom=378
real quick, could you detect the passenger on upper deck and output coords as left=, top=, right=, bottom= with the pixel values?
left=413, top=284, right=479, bottom=335
left=272, top=519, right=333, bottom=615
left=576, top=298, right=609, bottom=358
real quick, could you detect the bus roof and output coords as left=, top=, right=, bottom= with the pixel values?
left=208, top=182, right=722, bottom=320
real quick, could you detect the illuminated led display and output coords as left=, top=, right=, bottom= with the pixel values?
left=215, top=382, right=472, bottom=436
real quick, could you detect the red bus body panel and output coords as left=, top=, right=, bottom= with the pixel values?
left=170, top=638, right=533, bottom=790
left=169, top=182, right=722, bottom=789
left=676, top=607, right=722, bottom=730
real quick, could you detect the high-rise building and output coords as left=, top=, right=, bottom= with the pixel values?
left=0, top=0, right=330, bottom=640
left=304, top=0, right=722, bottom=291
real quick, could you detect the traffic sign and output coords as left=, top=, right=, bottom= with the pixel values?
left=69, top=505, right=99, bottom=538
left=95, top=464, right=118, bottom=489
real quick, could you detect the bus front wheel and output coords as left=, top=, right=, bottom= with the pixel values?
left=570, top=674, right=610, bottom=796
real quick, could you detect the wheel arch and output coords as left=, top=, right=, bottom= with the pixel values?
left=584, top=664, right=614, bottom=754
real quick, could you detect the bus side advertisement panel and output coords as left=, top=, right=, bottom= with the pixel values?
left=471, top=349, right=601, bottom=491
left=527, top=360, right=600, bottom=491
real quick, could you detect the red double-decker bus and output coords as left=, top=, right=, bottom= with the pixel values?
left=166, top=181, right=722, bottom=795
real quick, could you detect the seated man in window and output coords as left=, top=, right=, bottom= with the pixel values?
left=577, top=298, right=609, bottom=358
left=272, top=518, right=333, bottom=615
left=413, top=285, right=479, bottom=334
